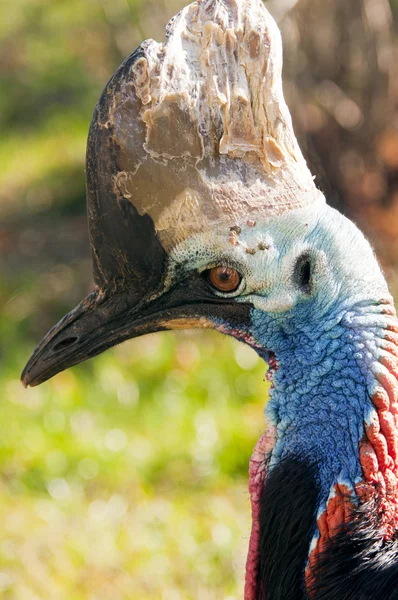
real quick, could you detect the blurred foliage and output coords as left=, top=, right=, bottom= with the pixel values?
left=279, top=0, right=398, bottom=295
left=1, top=0, right=398, bottom=598
left=1, top=320, right=267, bottom=598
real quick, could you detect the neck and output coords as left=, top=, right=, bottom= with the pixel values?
left=247, top=295, right=398, bottom=599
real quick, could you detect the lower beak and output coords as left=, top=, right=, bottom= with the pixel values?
left=21, top=287, right=250, bottom=388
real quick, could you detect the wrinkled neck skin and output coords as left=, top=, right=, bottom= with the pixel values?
left=240, top=206, right=398, bottom=598
left=254, top=287, right=398, bottom=503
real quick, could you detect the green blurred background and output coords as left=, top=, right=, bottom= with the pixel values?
left=1, top=0, right=398, bottom=598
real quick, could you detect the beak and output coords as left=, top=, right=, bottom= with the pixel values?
left=21, top=283, right=251, bottom=388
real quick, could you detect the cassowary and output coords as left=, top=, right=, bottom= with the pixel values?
left=21, top=0, right=398, bottom=598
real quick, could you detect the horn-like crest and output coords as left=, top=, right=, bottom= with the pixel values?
left=87, top=0, right=321, bottom=288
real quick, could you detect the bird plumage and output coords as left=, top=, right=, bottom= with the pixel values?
left=21, top=1, right=398, bottom=598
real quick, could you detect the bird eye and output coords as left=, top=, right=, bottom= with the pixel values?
left=293, top=253, right=312, bottom=293
left=206, top=266, right=242, bottom=293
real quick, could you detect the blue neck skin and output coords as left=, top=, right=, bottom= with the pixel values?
left=250, top=296, right=384, bottom=505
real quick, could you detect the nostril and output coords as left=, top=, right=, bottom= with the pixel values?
left=53, top=336, right=79, bottom=352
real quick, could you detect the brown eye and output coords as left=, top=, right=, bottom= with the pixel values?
left=207, top=266, right=242, bottom=293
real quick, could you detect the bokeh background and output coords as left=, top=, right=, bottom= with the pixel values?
left=1, top=0, right=398, bottom=598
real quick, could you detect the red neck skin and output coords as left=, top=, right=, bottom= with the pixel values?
left=306, top=323, right=398, bottom=592
left=243, top=299, right=398, bottom=600
left=244, top=428, right=277, bottom=600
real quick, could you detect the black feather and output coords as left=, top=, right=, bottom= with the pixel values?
left=257, top=457, right=320, bottom=600
left=309, top=494, right=398, bottom=600
left=257, top=458, right=398, bottom=600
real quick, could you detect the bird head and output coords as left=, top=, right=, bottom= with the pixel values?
left=21, top=0, right=388, bottom=388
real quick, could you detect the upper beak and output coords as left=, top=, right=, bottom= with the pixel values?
left=21, top=289, right=150, bottom=387
left=21, top=283, right=251, bottom=388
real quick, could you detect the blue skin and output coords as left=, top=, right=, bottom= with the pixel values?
left=251, top=298, right=371, bottom=502
left=169, top=200, right=394, bottom=512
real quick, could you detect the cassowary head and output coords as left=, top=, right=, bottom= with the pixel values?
left=22, top=0, right=398, bottom=598
left=21, top=0, right=388, bottom=385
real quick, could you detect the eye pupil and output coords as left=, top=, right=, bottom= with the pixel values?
left=207, top=266, right=241, bottom=293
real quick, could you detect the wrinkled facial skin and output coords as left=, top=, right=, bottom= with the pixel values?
left=167, top=202, right=388, bottom=339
